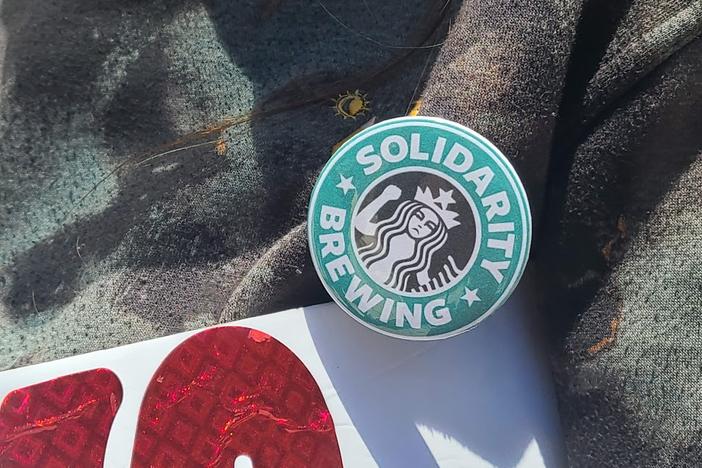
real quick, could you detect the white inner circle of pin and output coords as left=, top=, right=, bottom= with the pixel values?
left=351, top=166, right=481, bottom=297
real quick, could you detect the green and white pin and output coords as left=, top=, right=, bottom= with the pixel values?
left=308, top=116, right=531, bottom=340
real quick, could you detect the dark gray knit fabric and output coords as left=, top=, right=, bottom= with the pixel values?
left=419, top=1, right=702, bottom=465
left=0, top=0, right=446, bottom=362
left=1, top=0, right=702, bottom=466
left=546, top=21, right=702, bottom=468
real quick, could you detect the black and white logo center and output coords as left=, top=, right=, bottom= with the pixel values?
left=352, top=169, right=478, bottom=296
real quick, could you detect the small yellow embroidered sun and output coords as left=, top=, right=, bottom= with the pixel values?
left=333, top=90, right=370, bottom=119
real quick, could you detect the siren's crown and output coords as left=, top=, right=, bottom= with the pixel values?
left=414, top=187, right=461, bottom=229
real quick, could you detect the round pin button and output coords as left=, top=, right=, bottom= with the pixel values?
left=308, top=116, right=531, bottom=340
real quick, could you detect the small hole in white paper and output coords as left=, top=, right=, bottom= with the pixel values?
left=234, top=455, right=253, bottom=468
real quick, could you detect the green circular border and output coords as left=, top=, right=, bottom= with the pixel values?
left=308, top=116, right=532, bottom=340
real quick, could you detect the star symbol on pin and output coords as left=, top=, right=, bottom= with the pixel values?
left=460, top=287, right=481, bottom=307
left=336, top=174, right=355, bottom=195
left=435, top=188, right=455, bottom=210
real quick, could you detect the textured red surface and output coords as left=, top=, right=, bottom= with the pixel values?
left=131, top=326, right=343, bottom=467
left=0, top=368, right=123, bottom=467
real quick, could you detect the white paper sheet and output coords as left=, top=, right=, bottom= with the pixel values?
left=0, top=292, right=564, bottom=467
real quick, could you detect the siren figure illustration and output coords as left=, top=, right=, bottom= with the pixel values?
left=355, top=184, right=463, bottom=293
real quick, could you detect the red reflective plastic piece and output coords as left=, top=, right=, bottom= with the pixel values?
left=131, top=326, right=343, bottom=468
left=0, top=368, right=123, bottom=467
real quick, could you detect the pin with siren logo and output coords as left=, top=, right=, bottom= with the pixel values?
left=308, top=116, right=531, bottom=340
